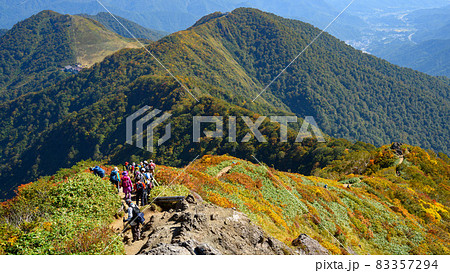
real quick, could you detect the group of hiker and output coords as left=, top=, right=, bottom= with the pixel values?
left=89, top=160, right=158, bottom=242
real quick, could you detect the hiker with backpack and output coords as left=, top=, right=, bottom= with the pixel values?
left=123, top=199, right=145, bottom=242
left=90, top=166, right=105, bottom=178
left=110, top=167, right=121, bottom=192
left=142, top=168, right=153, bottom=196
left=149, top=160, right=156, bottom=175
left=121, top=171, right=133, bottom=200
left=135, top=171, right=147, bottom=206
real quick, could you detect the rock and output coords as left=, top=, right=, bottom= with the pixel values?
left=194, top=243, right=221, bottom=255
left=142, top=243, right=192, bottom=255
left=175, top=199, right=189, bottom=212
left=185, top=194, right=196, bottom=204
left=188, top=192, right=203, bottom=203
left=139, top=202, right=295, bottom=255
left=391, top=142, right=404, bottom=155
left=292, top=234, right=329, bottom=255
left=169, top=212, right=181, bottom=222
left=180, top=239, right=200, bottom=255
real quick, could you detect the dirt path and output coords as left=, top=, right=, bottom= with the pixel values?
left=216, top=166, right=233, bottom=178
left=110, top=191, right=157, bottom=255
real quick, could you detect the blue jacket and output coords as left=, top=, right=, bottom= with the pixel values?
left=93, top=166, right=105, bottom=178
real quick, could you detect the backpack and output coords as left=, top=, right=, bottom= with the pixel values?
left=136, top=181, right=145, bottom=191
left=137, top=212, right=145, bottom=224
left=131, top=205, right=144, bottom=224
left=131, top=205, right=140, bottom=218
left=143, top=172, right=150, bottom=181
left=122, top=177, right=131, bottom=188
left=110, top=171, right=119, bottom=182
left=137, top=173, right=143, bottom=181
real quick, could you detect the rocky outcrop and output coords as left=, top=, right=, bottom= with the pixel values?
left=138, top=199, right=294, bottom=255
left=292, top=234, right=329, bottom=255
left=391, top=142, right=404, bottom=156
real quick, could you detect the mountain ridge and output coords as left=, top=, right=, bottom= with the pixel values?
left=0, top=8, right=448, bottom=200
left=0, top=10, right=144, bottom=101
left=77, top=12, right=167, bottom=41
left=1, top=144, right=448, bottom=254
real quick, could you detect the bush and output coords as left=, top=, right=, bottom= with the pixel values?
left=0, top=172, right=124, bottom=254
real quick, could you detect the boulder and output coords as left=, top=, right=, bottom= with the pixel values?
left=142, top=243, right=192, bottom=255
left=194, top=243, right=222, bottom=255
left=138, top=202, right=295, bottom=255
left=292, top=234, right=329, bottom=255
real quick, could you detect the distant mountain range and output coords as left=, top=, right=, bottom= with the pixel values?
left=364, top=4, right=450, bottom=77
left=1, top=1, right=449, bottom=77
left=77, top=12, right=167, bottom=40
left=0, top=8, right=448, bottom=198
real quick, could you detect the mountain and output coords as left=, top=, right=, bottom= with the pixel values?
left=2, top=1, right=449, bottom=78
left=1, top=144, right=449, bottom=254
left=0, top=8, right=449, bottom=198
left=0, top=10, right=143, bottom=100
left=380, top=39, right=450, bottom=78
left=186, top=9, right=449, bottom=151
left=77, top=12, right=167, bottom=41
left=0, top=29, right=7, bottom=37
left=325, top=0, right=449, bottom=13
left=356, top=4, right=450, bottom=77
left=406, top=4, right=450, bottom=43
left=1, top=1, right=448, bottom=35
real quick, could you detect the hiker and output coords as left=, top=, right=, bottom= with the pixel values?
left=110, top=167, right=121, bottom=192
left=123, top=199, right=145, bottom=242
left=135, top=174, right=147, bottom=206
left=142, top=168, right=153, bottom=195
left=90, top=166, right=105, bottom=178
left=121, top=171, right=133, bottom=200
left=149, top=160, right=156, bottom=175
left=124, top=162, right=129, bottom=171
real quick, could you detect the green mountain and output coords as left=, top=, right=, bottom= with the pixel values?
left=77, top=12, right=167, bottom=41
left=0, top=10, right=143, bottom=101
left=0, top=29, right=6, bottom=37
left=192, top=9, right=449, bottom=152
left=0, top=8, right=449, bottom=199
left=384, top=39, right=450, bottom=78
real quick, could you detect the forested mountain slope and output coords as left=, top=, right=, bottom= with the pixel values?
left=0, top=8, right=448, bottom=198
left=0, top=10, right=142, bottom=100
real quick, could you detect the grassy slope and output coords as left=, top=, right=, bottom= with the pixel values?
left=1, top=143, right=448, bottom=254
left=0, top=161, right=124, bottom=254
left=154, top=145, right=449, bottom=254
left=69, top=15, right=142, bottom=67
